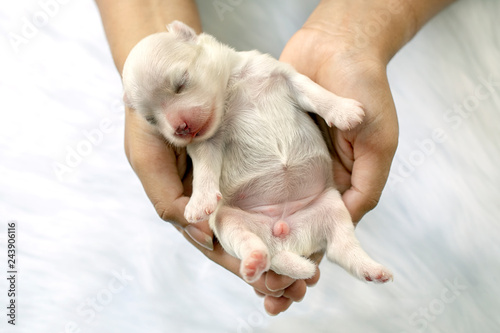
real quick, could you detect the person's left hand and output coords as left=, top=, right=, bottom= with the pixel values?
left=124, top=106, right=321, bottom=315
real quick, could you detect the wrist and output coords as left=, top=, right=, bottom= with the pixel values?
left=96, top=0, right=201, bottom=75
left=302, top=0, right=418, bottom=65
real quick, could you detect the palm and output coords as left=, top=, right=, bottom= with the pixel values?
left=280, top=28, right=399, bottom=222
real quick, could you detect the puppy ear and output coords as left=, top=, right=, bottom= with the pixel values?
left=166, top=20, right=198, bottom=42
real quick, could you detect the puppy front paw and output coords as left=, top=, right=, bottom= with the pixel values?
left=184, top=191, right=222, bottom=223
left=324, top=98, right=365, bottom=131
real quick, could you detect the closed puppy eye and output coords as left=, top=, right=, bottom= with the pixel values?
left=174, top=71, right=189, bottom=94
left=174, top=83, right=185, bottom=94
left=145, top=115, right=157, bottom=125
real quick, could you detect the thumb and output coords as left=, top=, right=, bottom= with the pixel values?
left=183, top=221, right=215, bottom=252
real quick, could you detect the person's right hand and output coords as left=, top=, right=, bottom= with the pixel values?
left=124, top=106, right=320, bottom=315
left=279, top=0, right=454, bottom=223
left=280, top=28, right=399, bottom=224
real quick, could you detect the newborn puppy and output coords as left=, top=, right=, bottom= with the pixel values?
left=122, top=21, right=393, bottom=284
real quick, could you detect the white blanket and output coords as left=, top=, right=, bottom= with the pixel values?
left=0, top=0, right=498, bottom=332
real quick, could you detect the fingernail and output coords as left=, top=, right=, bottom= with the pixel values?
left=265, top=284, right=281, bottom=293
left=265, top=278, right=278, bottom=292
left=184, top=225, right=214, bottom=251
left=265, top=274, right=289, bottom=293
left=271, top=290, right=284, bottom=297
left=266, top=284, right=285, bottom=297
left=263, top=303, right=279, bottom=317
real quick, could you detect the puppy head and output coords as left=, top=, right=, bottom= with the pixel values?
left=122, top=21, right=230, bottom=146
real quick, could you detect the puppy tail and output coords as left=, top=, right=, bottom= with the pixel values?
left=271, top=251, right=316, bottom=280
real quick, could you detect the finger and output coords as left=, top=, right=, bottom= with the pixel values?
left=309, top=250, right=325, bottom=265
left=342, top=121, right=398, bottom=223
left=300, top=250, right=324, bottom=287
left=342, top=154, right=387, bottom=223
left=195, top=240, right=285, bottom=297
left=182, top=222, right=214, bottom=251
left=251, top=272, right=285, bottom=297
left=264, top=270, right=295, bottom=292
left=263, top=252, right=324, bottom=301
left=264, top=295, right=293, bottom=316
left=282, top=280, right=307, bottom=302
left=305, top=268, right=321, bottom=287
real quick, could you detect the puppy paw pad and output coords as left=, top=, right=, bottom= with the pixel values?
left=241, top=251, right=270, bottom=283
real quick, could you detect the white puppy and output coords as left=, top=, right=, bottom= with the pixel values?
left=122, top=21, right=393, bottom=284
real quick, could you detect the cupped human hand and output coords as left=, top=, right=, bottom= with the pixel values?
left=280, top=27, right=399, bottom=224
left=124, top=106, right=321, bottom=315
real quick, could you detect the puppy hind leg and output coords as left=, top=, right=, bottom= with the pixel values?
left=327, top=226, right=393, bottom=283
left=321, top=190, right=393, bottom=283
left=213, top=207, right=271, bottom=283
left=271, top=251, right=317, bottom=280
left=241, top=247, right=271, bottom=283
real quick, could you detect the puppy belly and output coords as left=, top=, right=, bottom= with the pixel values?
left=238, top=191, right=326, bottom=254
left=245, top=194, right=319, bottom=218
left=212, top=189, right=330, bottom=281
left=213, top=193, right=326, bottom=257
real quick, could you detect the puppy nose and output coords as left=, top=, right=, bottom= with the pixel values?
left=175, top=123, right=191, bottom=136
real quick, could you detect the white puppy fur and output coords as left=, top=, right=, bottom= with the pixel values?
left=122, top=21, right=393, bottom=284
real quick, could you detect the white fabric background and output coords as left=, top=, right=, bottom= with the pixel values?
left=0, top=0, right=499, bottom=332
